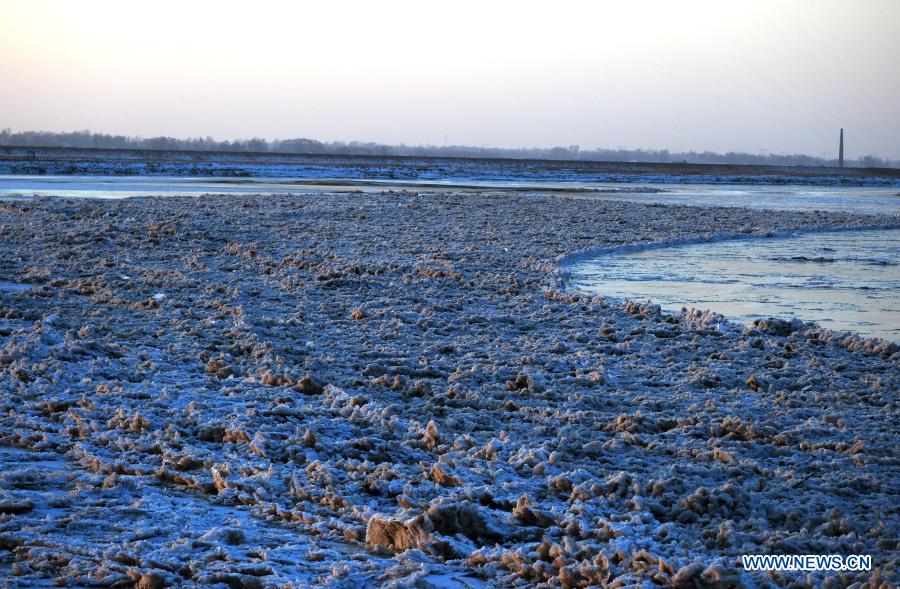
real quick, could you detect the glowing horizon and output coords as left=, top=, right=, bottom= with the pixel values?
left=1, top=0, right=898, bottom=159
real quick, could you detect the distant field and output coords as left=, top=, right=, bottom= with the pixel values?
left=2, top=145, right=899, bottom=185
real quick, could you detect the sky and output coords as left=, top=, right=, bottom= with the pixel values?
left=1, top=0, right=898, bottom=159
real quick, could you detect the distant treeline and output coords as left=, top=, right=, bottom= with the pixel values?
left=1, top=128, right=895, bottom=168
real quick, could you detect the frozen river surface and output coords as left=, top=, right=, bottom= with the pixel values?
left=567, top=228, right=900, bottom=341
left=5, top=175, right=899, bottom=340
left=1, top=175, right=899, bottom=215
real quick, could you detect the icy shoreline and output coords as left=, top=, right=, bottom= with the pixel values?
left=558, top=226, right=900, bottom=342
left=0, top=192, right=897, bottom=587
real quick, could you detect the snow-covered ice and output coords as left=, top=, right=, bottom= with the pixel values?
left=0, top=192, right=897, bottom=587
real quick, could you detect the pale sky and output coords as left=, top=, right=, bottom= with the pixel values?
left=1, top=0, right=898, bottom=158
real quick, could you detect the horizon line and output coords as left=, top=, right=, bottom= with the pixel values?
left=1, top=127, right=895, bottom=168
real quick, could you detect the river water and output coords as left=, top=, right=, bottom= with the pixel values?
left=566, top=228, right=900, bottom=341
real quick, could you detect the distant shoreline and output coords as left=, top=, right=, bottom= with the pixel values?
left=2, top=146, right=899, bottom=186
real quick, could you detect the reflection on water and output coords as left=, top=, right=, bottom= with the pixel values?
left=574, top=184, right=900, bottom=215
left=1, top=175, right=899, bottom=215
left=0, top=175, right=390, bottom=199
left=567, top=229, right=900, bottom=341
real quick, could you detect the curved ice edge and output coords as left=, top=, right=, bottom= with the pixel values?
left=552, top=221, right=900, bottom=346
